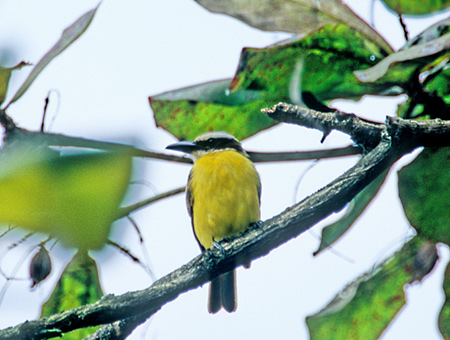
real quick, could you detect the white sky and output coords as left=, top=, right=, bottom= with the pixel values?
left=0, top=0, right=449, bottom=339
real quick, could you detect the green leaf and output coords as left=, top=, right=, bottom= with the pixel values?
left=439, top=260, right=450, bottom=339
left=355, top=18, right=450, bottom=83
left=41, top=251, right=103, bottom=339
left=5, top=5, right=99, bottom=107
left=150, top=79, right=275, bottom=141
left=314, top=169, right=388, bottom=256
left=380, top=0, right=450, bottom=16
left=195, top=0, right=393, bottom=54
left=307, top=237, right=437, bottom=340
left=0, top=145, right=132, bottom=250
left=0, top=62, right=29, bottom=106
left=232, top=24, right=390, bottom=103
left=398, top=147, right=450, bottom=244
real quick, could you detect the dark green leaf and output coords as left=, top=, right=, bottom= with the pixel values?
left=398, top=147, right=450, bottom=244
left=355, top=18, right=450, bottom=83
left=439, top=260, right=450, bottom=339
left=314, top=169, right=388, bottom=256
left=232, top=24, right=390, bottom=103
left=380, top=0, right=450, bottom=16
left=307, top=237, right=437, bottom=340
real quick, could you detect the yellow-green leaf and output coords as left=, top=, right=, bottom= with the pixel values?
left=150, top=79, right=275, bottom=141
left=41, top=251, right=103, bottom=339
left=0, top=145, right=132, bottom=250
left=398, top=147, right=450, bottom=244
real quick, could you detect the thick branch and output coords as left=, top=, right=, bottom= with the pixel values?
left=262, top=102, right=385, bottom=149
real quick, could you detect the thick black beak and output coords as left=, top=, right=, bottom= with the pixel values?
left=166, top=140, right=198, bottom=154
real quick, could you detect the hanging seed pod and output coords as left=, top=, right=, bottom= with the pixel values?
left=30, top=246, right=52, bottom=288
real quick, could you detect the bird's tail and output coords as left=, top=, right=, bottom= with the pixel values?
left=208, top=270, right=236, bottom=313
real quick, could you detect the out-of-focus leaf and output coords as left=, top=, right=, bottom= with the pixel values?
left=307, top=237, right=438, bottom=340
left=195, top=0, right=393, bottom=54
left=439, top=260, right=450, bottom=339
left=314, top=169, right=388, bottom=256
left=380, top=0, right=450, bottom=16
left=150, top=79, right=275, bottom=141
left=41, top=251, right=103, bottom=339
left=232, top=25, right=389, bottom=102
left=6, top=5, right=99, bottom=107
left=0, top=144, right=132, bottom=250
left=355, top=17, right=450, bottom=83
left=0, top=62, right=29, bottom=105
left=398, top=147, right=450, bottom=245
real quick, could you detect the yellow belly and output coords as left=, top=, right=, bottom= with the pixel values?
left=188, top=150, right=260, bottom=249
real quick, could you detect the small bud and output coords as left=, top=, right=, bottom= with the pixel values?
left=30, top=246, right=52, bottom=288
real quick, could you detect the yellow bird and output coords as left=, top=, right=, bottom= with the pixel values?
left=167, top=131, right=261, bottom=313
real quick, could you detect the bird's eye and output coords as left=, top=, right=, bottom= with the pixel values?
left=207, top=138, right=214, bottom=144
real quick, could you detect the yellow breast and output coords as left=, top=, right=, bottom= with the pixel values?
left=188, top=150, right=260, bottom=249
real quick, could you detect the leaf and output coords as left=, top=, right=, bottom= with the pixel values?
left=232, top=24, right=390, bottom=103
left=380, top=0, right=450, bottom=16
left=0, top=62, right=29, bottom=106
left=354, top=18, right=450, bottom=83
left=439, top=260, right=450, bottom=339
left=150, top=79, right=275, bottom=141
left=195, top=0, right=393, bottom=54
left=5, top=5, right=99, bottom=107
left=41, top=251, right=103, bottom=339
left=307, top=237, right=437, bottom=340
left=151, top=24, right=392, bottom=141
left=398, top=147, right=450, bottom=245
left=314, top=169, right=388, bottom=256
left=0, top=145, right=132, bottom=250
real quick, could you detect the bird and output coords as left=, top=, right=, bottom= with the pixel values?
left=166, top=131, right=261, bottom=313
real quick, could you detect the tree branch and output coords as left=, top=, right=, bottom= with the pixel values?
left=262, top=102, right=385, bottom=149
left=2, top=104, right=449, bottom=339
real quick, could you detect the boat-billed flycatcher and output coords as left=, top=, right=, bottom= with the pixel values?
left=166, top=131, right=261, bottom=313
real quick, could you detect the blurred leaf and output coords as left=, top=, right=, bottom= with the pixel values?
left=355, top=18, right=450, bottom=83
left=380, top=0, right=450, bottom=15
left=0, top=62, right=29, bottom=105
left=41, top=251, right=103, bottom=339
left=314, top=169, right=388, bottom=256
left=6, top=5, right=99, bottom=107
left=0, top=145, right=132, bottom=250
left=307, top=237, right=437, bottom=340
left=398, top=147, right=450, bottom=244
left=195, top=0, right=393, bottom=54
left=439, top=260, right=450, bottom=339
left=232, top=24, right=390, bottom=103
left=150, top=79, right=275, bottom=141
